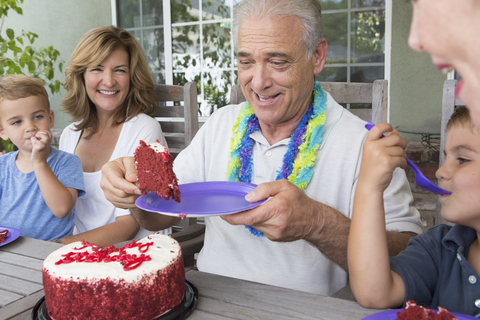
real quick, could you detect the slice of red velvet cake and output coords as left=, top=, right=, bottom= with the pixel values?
left=135, top=140, right=181, bottom=202
left=397, top=301, right=458, bottom=320
left=0, top=229, right=8, bottom=243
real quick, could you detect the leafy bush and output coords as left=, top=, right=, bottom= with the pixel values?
left=0, top=0, right=64, bottom=153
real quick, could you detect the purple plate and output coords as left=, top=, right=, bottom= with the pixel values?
left=363, top=309, right=477, bottom=319
left=0, top=226, right=21, bottom=247
left=135, top=181, right=266, bottom=217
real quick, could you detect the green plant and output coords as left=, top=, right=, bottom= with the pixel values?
left=0, top=0, right=64, bottom=153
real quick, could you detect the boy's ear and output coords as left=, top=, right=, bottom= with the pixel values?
left=49, top=110, right=55, bottom=128
left=0, top=127, right=9, bottom=141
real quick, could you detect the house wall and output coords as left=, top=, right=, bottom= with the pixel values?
left=5, top=0, right=447, bottom=139
left=390, top=1, right=447, bottom=141
left=4, top=0, right=112, bottom=130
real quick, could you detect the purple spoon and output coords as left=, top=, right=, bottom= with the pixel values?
left=365, top=122, right=451, bottom=195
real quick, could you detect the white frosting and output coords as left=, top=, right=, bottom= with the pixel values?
left=43, top=233, right=181, bottom=282
left=149, top=142, right=166, bottom=153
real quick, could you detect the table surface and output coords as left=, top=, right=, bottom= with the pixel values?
left=0, top=237, right=386, bottom=320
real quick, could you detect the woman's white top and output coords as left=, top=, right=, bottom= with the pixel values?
left=59, top=114, right=170, bottom=238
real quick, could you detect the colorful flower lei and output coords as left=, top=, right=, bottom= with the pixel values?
left=226, top=81, right=327, bottom=236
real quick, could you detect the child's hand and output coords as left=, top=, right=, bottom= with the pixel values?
left=359, top=123, right=407, bottom=193
left=30, top=130, right=52, bottom=163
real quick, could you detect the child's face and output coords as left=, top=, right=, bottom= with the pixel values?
left=436, top=124, right=480, bottom=227
left=0, top=95, right=54, bottom=152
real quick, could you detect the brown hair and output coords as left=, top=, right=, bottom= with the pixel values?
left=61, top=26, right=157, bottom=138
left=446, top=106, right=475, bottom=132
left=0, top=74, right=50, bottom=110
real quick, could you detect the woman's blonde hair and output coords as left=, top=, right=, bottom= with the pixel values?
left=62, top=26, right=157, bottom=137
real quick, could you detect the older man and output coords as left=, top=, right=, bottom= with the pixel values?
left=101, top=0, right=423, bottom=295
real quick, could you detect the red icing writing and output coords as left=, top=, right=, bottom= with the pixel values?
left=55, top=240, right=154, bottom=271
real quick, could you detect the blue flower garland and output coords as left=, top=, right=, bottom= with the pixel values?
left=226, top=81, right=328, bottom=236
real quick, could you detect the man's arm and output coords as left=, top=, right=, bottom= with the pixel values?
left=222, top=179, right=416, bottom=271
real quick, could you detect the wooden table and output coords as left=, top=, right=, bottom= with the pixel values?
left=0, top=237, right=61, bottom=320
left=0, top=237, right=385, bottom=320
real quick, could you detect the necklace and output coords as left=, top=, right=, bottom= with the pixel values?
left=226, top=81, right=327, bottom=236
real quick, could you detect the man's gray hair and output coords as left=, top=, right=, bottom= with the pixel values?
left=232, top=0, right=325, bottom=59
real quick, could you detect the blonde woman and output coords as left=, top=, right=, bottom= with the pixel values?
left=59, top=26, right=175, bottom=246
left=408, top=0, right=480, bottom=128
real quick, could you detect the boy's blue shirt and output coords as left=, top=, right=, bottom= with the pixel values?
left=390, top=224, right=480, bottom=317
left=0, top=147, right=85, bottom=241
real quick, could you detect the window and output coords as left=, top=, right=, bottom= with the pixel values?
left=116, top=0, right=385, bottom=116
left=316, top=0, right=385, bottom=84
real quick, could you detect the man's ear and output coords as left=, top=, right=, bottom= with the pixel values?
left=312, top=38, right=328, bottom=75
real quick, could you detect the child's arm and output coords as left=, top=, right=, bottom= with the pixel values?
left=60, top=214, right=140, bottom=247
left=348, top=123, right=408, bottom=309
left=31, top=131, right=78, bottom=218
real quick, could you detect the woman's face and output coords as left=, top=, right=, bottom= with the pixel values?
left=408, top=0, right=480, bottom=128
left=83, top=47, right=130, bottom=115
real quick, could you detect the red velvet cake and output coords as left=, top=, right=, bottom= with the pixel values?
left=42, top=233, right=185, bottom=320
left=0, top=229, right=8, bottom=243
left=135, top=140, right=181, bottom=202
left=397, top=301, right=458, bottom=320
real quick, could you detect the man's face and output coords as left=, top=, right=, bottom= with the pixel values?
left=0, top=95, right=54, bottom=152
left=237, top=15, right=327, bottom=131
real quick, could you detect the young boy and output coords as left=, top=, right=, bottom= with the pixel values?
left=0, top=74, right=85, bottom=242
left=348, top=106, right=480, bottom=317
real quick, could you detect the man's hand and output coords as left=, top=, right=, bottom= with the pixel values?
left=221, top=179, right=324, bottom=242
left=30, top=130, right=52, bottom=163
left=100, top=157, right=140, bottom=209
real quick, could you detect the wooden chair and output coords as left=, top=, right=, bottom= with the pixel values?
left=153, top=82, right=199, bottom=158
left=152, top=82, right=205, bottom=266
left=229, top=80, right=388, bottom=124
left=435, top=79, right=465, bottom=226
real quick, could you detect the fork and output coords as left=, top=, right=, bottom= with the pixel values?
left=364, top=122, right=451, bottom=195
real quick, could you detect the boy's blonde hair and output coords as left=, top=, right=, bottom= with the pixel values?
left=447, top=106, right=474, bottom=132
left=0, top=74, right=50, bottom=109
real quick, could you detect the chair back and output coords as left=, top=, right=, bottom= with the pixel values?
left=229, top=80, right=388, bottom=124
left=153, top=82, right=199, bottom=158
left=153, top=82, right=201, bottom=241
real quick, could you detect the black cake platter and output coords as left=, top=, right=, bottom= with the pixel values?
left=32, top=279, right=198, bottom=320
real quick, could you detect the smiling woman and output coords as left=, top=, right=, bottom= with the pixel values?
left=58, top=26, right=174, bottom=247
left=407, top=0, right=480, bottom=128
